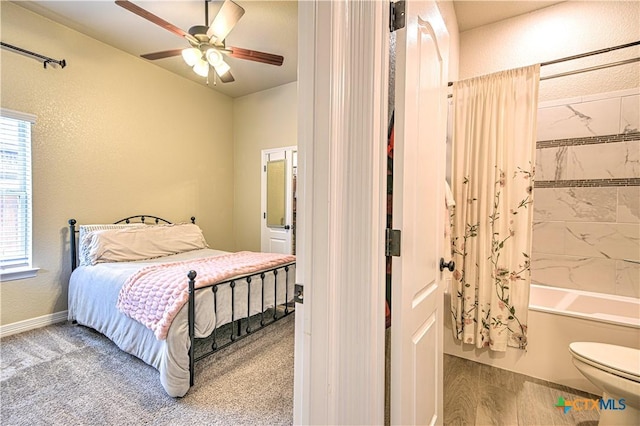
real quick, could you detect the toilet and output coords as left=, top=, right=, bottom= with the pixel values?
left=569, top=342, right=640, bottom=425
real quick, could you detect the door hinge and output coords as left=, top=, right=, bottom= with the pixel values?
left=385, top=228, right=401, bottom=257
left=389, top=1, right=406, bottom=32
left=294, top=284, right=304, bottom=304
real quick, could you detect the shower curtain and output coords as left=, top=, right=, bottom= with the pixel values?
left=450, top=64, right=540, bottom=351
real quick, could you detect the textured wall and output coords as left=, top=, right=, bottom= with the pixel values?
left=1, top=3, right=234, bottom=325
left=459, top=1, right=640, bottom=102
left=232, top=82, right=298, bottom=252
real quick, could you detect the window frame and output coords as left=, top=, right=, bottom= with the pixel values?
left=1, top=108, right=38, bottom=281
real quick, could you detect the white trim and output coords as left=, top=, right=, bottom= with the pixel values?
left=0, top=310, right=68, bottom=338
left=261, top=146, right=297, bottom=155
left=294, top=1, right=388, bottom=424
left=293, top=1, right=316, bottom=423
left=0, top=267, right=39, bottom=281
left=0, top=107, right=36, bottom=123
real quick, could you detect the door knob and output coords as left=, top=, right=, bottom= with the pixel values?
left=440, top=258, right=455, bottom=272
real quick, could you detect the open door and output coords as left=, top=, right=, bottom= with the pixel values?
left=390, top=1, right=449, bottom=424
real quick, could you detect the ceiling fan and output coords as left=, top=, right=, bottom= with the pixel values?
left=115, top=0, right=284, bottom=83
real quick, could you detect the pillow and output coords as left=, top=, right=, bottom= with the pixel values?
left=83, top=223, right=208, bottom=265
left=78, top=224, right=145, bottom=266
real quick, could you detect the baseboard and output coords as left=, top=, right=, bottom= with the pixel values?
left=0, top=310, right=68, bottom=338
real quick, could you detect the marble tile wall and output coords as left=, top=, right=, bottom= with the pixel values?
left=532, top=90, right=640, bottom=298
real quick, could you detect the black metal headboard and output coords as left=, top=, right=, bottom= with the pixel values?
left=68, top=215, right=196, bottom=271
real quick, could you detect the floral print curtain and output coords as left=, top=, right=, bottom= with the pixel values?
left=450, top=65, right=540, bottom=351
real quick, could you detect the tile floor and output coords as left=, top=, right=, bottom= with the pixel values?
left=443, top=354, right=600, bottom=426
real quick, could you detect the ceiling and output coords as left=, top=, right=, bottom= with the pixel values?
left=15, top=0, right=298, bottom=98
left=453, top=0, right=565, bottom=32
left=13, top=1, right=565, bottom=98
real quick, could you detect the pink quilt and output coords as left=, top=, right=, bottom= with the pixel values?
left=116, top=251, right=296, bottom=340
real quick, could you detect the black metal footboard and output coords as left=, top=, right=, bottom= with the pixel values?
left=186, top=262, right=295, bottom=387
left=68, top=216, right=295, bottom=392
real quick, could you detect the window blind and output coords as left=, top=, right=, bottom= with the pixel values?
left=1, top=109, right=35, bottom=271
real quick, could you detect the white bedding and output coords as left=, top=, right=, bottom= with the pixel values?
left=68, top=248, right=295, bottom=397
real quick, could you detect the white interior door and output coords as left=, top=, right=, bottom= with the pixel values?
left=391, top=1, right=449, bottom=424
left=261, top=147, right=296, bottom=254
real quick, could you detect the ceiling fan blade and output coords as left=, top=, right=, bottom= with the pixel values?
left=206, top=0, right=245, bottom=43
left=228, top=47, right=284, bottom=66
left=141, top=49, right=184, bottom=60
left=218, top=71, right=235, bottom=83
left=115, top=0, right=191, bottom=40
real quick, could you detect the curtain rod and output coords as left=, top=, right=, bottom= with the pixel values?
left=540, top=40, right=640, bottom=67
left=1, top=42, right=67, bottom=69
left=447, top=40, right=640, bottom=87
left=540, top=57, right=640, bottom=81
left=446, top=55, right=639, bottom=98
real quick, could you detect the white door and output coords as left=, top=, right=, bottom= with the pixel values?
left=261, top=147, right=296, bottom=254
left=391, top=1, right=449, bottom=425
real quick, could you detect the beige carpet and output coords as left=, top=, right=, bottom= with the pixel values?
left=1, top=315, right=294, bottom=425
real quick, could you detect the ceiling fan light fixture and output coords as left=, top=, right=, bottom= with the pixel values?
left=205, top=48, right=224, bottom=67
left=182, top=47, right=201, bottom=67
left=193, top=58, right=210, bottom=77
left=120, top=0, right=280, bottom=85
left=213, top=60, right=231, bottom=77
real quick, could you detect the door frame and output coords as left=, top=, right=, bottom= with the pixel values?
left=294, top=1, right=389, bottom=424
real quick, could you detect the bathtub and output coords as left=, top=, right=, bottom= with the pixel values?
left=528, top=284, right=640, bottom=329
left=444, top=284, right=640, bottom=394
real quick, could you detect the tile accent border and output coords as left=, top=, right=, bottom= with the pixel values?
left=537, top=131, right=640, bottom=149
left=535, top=178, right=640, bottom=188
left=535, top=131, right=640, bottom=188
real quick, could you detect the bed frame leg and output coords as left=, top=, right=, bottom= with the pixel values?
left=187, top=270, right=197, bottom=387
left=68, top=219, right=77, bottom=271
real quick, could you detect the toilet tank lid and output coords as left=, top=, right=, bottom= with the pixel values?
left=570, top=342, right=640, bottom=379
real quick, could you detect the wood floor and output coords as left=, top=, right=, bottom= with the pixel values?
left=443, top=354, right=600, bottom=426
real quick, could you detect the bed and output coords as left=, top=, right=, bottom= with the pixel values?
left=67, top=215, right=296, bottom=397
